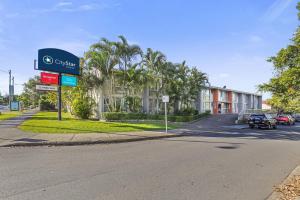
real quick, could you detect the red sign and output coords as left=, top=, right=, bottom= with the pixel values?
left=40, top=72, right=59, bottom=85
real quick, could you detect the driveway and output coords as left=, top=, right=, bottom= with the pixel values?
left=1, top=115, right=300, bottom=200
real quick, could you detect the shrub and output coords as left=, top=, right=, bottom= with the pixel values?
left=39, top=96, right=56, bottom=111
left=72, top=97, right=94, bottom=119
left=103, top=111, right=210, bottom=122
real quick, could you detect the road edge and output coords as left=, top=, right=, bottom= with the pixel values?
left=266, top=165, right=300, bottom=200
left=0, top=133, right=187, bottom=147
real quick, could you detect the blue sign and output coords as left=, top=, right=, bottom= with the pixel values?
left=61, top=75, right=77, bottom=87
left=10, top=101, right=19, bottom=111
left=38, top=48, right=80, bottom=75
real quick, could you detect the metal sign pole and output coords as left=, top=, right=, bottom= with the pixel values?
left=58, top=73, right=62, bottom=121
left=165, top=102, right=167, bottom=133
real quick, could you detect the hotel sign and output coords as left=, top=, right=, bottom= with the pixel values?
left=38, top=48, right=80, bottom=75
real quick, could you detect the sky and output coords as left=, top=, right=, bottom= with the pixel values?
left=0, top=0, right=298, bottom=99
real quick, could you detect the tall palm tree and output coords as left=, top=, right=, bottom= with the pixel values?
left=85, top=38, right=119, bottom=115
left=142, top=48, right=166, bottom=113
left=114, top=35, right=142, bottom=111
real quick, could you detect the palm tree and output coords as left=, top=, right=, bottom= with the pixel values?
left=142, top=48, right=166, bottom=113
left=85, top=37, right=119, bottom=116
left=114, top=35, right=142, bottom=111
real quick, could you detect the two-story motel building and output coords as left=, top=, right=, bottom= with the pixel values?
left=196, top=86, right=262, bottom=115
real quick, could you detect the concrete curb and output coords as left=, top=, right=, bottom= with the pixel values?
left=266, top=165, right=300, bottom=200
left=0, top=134, right=186, bottom=147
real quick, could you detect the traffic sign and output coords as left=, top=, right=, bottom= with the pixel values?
left=162, top=95, right=169, bottom=103
left=36, top=85, right=58, bottom=91
left=41, top=72, right=59, bottom=85
left=61, top=75, right=77, bottom=87
left=38, top=48, right=80, bottom=75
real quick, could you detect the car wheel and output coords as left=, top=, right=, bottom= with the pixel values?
left=273, top=125, right=277, bottom=129
left=249, top=125, right=254, bottom=129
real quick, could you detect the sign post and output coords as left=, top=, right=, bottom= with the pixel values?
left=162, top=95, right=169, bottom=133
left=37, top=48, right=80, bottom=121
left=58, top=73, right=62, bottom=121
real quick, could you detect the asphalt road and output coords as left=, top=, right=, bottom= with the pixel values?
left=1, top=124, right=300, bottom=200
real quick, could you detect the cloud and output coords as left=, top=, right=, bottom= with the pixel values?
left=56, top=1, right=73, bottom=7
left=262, top=0, right=294, bottom=22
left=35, top=2, right=108, bottom=14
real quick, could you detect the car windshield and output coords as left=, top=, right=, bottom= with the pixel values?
left=250, top=114, right=265, bottom=118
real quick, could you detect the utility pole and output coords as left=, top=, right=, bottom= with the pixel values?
left=12, top=76, right=14, bottom=101
left=8, top=70, right=12, bottom=109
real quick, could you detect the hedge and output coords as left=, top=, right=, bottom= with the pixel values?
left=102, top=111, right=210, bottom=122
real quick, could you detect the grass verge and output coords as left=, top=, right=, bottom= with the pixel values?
left=19, top=112, right=179, bottom=134
left=0, top=111, right=22, bottom=120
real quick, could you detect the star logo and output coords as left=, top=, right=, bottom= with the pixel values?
left=43, top=55, right=53, bottom=65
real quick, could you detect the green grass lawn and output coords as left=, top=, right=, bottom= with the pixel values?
left=19, top=112, right=178, bottom=134
left=0, top=111, right=22, bottom=120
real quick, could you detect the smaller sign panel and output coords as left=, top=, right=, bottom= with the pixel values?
left=10, top=101, right=19, bottom=111
left=41, top=72, right=59, bottom=85
left=162, top=95, right=169, bottom=103
left=36, top=85, right=58, bottom=91
left=61, top=75, right=77, bottom=87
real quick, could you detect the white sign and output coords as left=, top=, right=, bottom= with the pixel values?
left=36, top=85, right=58, bottom=91
left=162, top=95, right=169, bottom=103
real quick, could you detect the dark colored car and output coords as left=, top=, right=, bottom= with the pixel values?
left=292, top=114, right=300, bottom=122
left=275, top=114, right=295, bottom=125
left=248, top=114, right=277, bottom=129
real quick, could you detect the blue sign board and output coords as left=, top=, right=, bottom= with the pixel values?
left=61, top=75, right=77, bottom=87
left=38, top=48, right=80, bottom=75
left=10, top=101, right=19, bottom=111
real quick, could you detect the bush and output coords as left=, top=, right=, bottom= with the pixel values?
left=72, top=97, right=94, bottom=119
left=103, top=111, right=210, bottom=122
left=39, top=96, right=56, bottom=111
left=174, top=107, right=198, bottom=116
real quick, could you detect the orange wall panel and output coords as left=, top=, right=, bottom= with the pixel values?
left=212, top=89, right=219, bottom=114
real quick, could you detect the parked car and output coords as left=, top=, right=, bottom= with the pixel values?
left=275, top=114, right=295, bottom=125
left=292, top=114, right=300, bottom=122
left=248, top=113, right=277, bottom=129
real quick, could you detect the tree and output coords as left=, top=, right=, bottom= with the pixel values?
left=259, top=3, right=300, bottom=113
left=114, top=36, right=142, bottom=111
left=18, top=76, right=40, bottom=108
left=142, top=48, right=166, bottom=113
left=85, top=37, right=119, bottom=114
